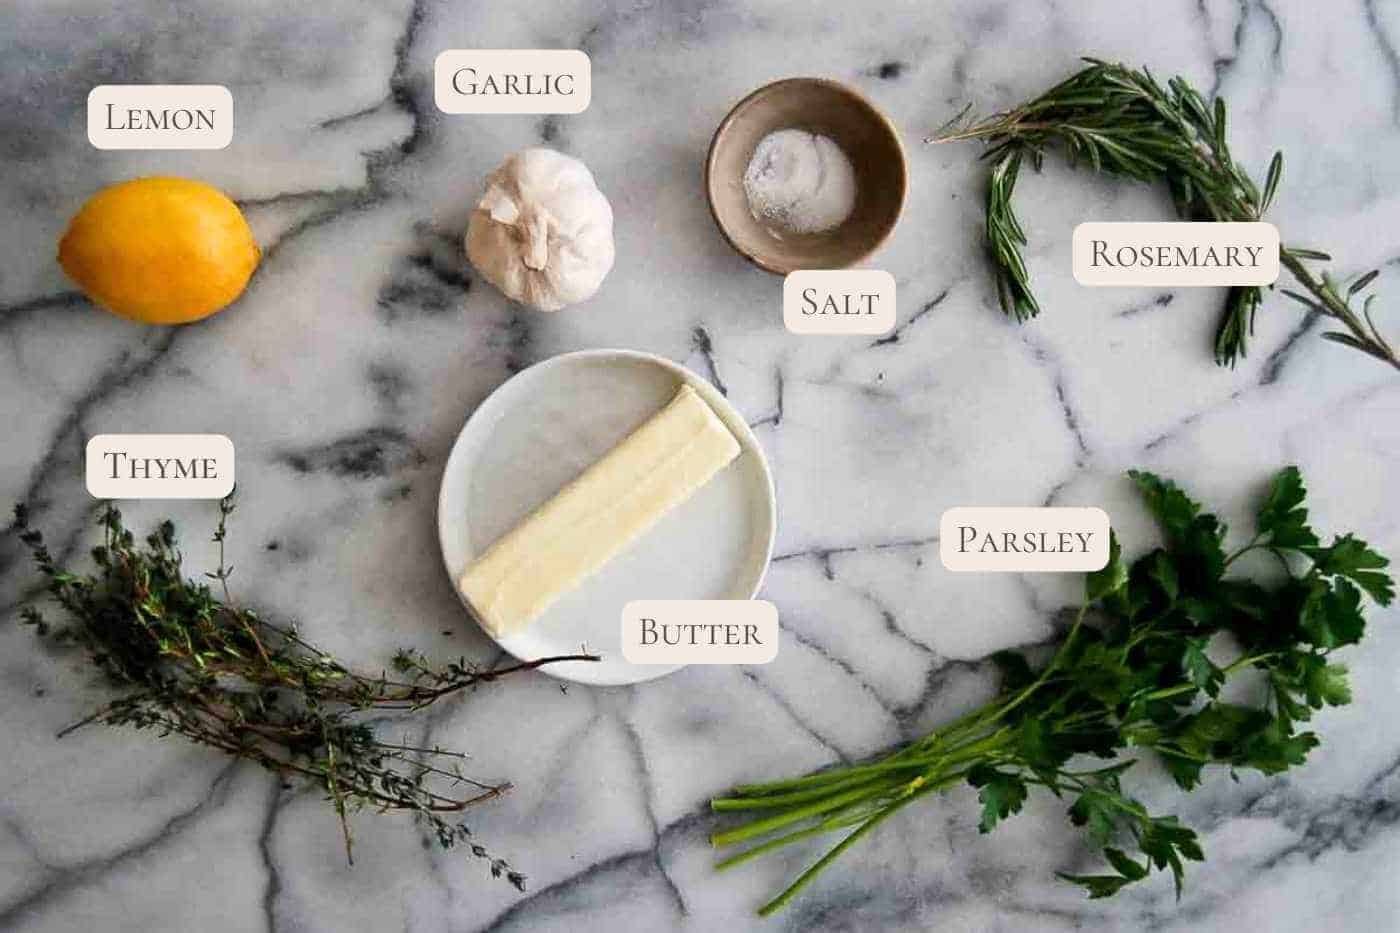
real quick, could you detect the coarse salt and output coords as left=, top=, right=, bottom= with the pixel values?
left=742, top=129, right=857, bottom=235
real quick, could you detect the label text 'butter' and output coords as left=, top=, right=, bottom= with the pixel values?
left=622, top=600, right=778, bottom=665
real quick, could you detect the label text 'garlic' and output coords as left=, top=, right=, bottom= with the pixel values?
left=434, top=50, right=591, bottom=114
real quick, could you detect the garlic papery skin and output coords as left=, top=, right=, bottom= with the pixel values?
left=465, top=148, right=615, bottom=312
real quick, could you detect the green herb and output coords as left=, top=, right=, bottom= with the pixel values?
left=929, top=59, right=1399, bottom=371
left=711, top=467, right=1392, bottom=915
left=14, top=496, right=597, bottom=886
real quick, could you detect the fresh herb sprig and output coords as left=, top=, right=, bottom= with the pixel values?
left=712, top=467, right=1392, bottom=915
left=930, top=59, right=1399, bottom=371
left=14, top=497, right=597, bottom=884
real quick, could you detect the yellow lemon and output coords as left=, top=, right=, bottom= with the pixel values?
left=58, top=176, right=260, bottom=325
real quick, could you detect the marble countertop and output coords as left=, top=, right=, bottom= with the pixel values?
left=3, top=1, right=1400, bottom=930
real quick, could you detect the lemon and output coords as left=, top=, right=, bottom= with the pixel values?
left=58, top=176, right=260, bottom=325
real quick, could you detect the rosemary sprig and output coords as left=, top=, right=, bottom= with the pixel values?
left=14, top=496, right=598, bottom=884
left=929, top=58, right=1399, bottom=371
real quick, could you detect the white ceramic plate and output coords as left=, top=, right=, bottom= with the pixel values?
left=438, top=349, right=776, bottom=686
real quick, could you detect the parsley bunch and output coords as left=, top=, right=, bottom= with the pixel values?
left=14, top=498, right=596, bottom=884
left=712, top=467, right=1393, bottom=915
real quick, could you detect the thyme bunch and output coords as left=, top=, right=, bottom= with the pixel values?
left=14, top=497, right=597, bottom=884
left=930, top=59, right=1399, bottom=371
left=713, top=467, right=1392, bottom=915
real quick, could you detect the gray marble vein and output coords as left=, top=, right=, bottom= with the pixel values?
left=2, top=0, right=1400, bottom=931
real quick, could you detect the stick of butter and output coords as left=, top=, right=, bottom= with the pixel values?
left=459, top=383, right=741, bottom=637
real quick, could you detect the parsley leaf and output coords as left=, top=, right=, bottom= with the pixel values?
left=1257, top=465, right=1318, bottom=549
left=1148, top=551, right=1181, bottom=602
left=1240, top=722, right=1319, bottom=774
left=1159, top=749, right=1205, bottom=791
left=1307, top=534, right=1395, bottom=606
left=991, top=650, right=1035, bottom=691
left=1086, top=532, right=1127, bottom=602
left=1068, top=788, right=1121, bottom=845
left=1016, top=717, right=1070, bottom=776
left=1103, top=847, right=1149, bottom=880
left=1057, top=872, right=1135, bottom=899
left=1182, top=638, right=1223, bottom=697
left=1299, top=578, right=1365, bottom=649
left=1140, top=817, right=1204, bottom=897
left=1128, top=470, right=1202, bottom=543
left=1172, top=703, right=1269, bottom=761
left=1129, top=470, right=1227, bottom=585
left=1305, top=661, right=1351, bottom=707
left=1073, top=642, right=1134, bottom=708
left=968, top=764, right=1028, bottom=833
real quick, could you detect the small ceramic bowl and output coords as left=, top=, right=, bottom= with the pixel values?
left=706, top=77, right=907, bottom=275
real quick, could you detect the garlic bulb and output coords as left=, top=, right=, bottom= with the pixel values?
left=465, top=148, right=615, bottom=312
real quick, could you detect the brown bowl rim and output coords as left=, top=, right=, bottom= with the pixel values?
left=704, top=76, right=908, bottom=275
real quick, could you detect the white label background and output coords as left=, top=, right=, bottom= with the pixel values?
left=621, top=600, right=778, bottom=665
left=86, top=434, right=235, bottom=499
left=88, top=85, right=233, bottom=150
left=1072, top=221, right=1279, bottom=286
left=940, top=507, right=1110, bottom=572
left=434, top=50, right=591, bottom=114
left=783, top=269, right=896, bottom=335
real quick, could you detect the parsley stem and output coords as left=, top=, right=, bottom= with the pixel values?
left=712, top=774, right=900, bottom=811
left=715, top=818, right=856, bottom=872
left=1224, top=533, right=1266, bottom=567
left=987, top=605, right=1089, bottom=726
left=710, top=782, right=904, bottom=847
left=713, top=732, right=1014, bottom=855
left=1143, top=652, right=1280, bottom=701
left=716, top=774, right=967, bottom=874
left=728, top=703, right=1010, bottom=800
left=755, top=772, right=968, bottom=918
left=729, top=759, right=927, bottom=797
